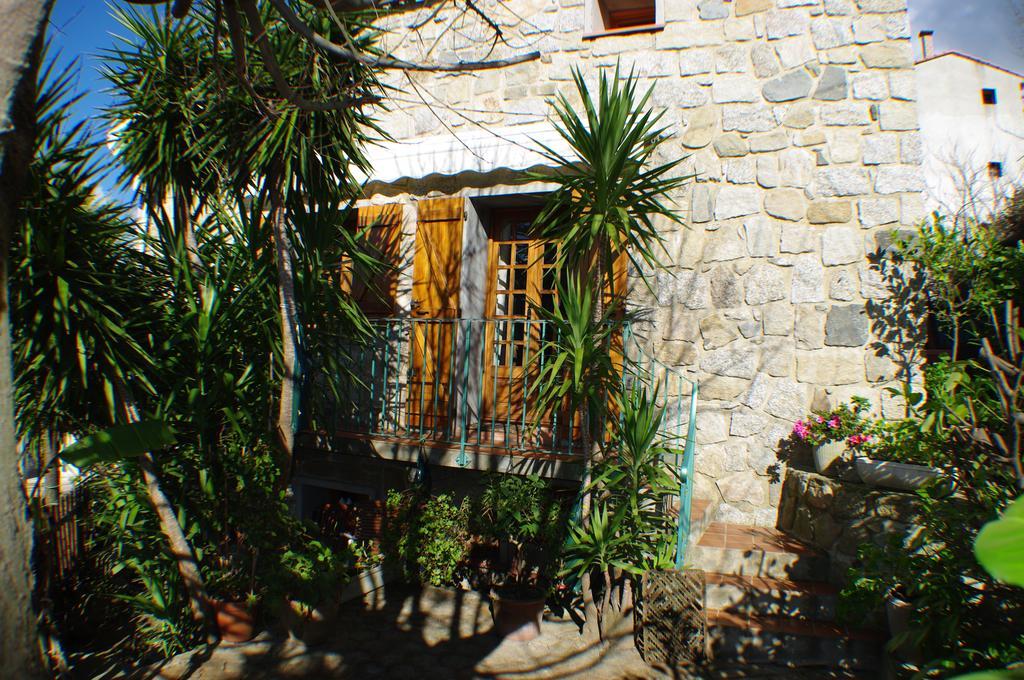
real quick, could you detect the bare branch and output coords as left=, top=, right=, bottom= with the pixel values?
left=265, top=0, right=540, bottom=71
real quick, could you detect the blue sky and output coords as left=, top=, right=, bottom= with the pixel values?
left=47, top=0, right=1024, bottom=142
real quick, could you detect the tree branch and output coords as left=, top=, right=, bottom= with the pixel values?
left=237, top=0, right=379, bottom=111
left=265, top=0, right=540, bottom=71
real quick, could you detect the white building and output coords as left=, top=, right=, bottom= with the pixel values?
left=915, top=30, right=1024, bottom=223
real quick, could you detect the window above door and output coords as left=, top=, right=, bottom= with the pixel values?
left=586, top=0, right=662, bottom=38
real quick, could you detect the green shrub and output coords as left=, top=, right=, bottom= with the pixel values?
left=382, top=490, right=469, bottom=587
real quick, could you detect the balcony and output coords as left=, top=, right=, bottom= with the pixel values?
left=301, top=318, right=697, bottom=481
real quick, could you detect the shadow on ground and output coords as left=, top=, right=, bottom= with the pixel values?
left=101, top=583, right=654, bottom=680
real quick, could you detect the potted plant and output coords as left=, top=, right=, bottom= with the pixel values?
left=208, top=592, right=258, bottom=643
left=851, top=418, right=943, bottom=492
left=478, top=474, right=566, bottom=642
left=792, top=397, right=871, bottom=477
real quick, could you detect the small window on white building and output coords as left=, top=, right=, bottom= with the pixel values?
left=982, top=88, right=998, bottom=105
left=589, top=0, right=659, bottom=33
left=988, top=162, right=1003, bottom=179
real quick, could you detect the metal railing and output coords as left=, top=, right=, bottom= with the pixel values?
left=305, top=316, right=699, bottom=562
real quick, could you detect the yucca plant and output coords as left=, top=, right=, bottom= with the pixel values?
left=531, top=65, right=689, bottom=641
left=12, top=52, right=213, bottom=643
left=532, top=64, right=688, bottom=293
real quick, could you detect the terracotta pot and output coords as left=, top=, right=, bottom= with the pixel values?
left=855, top=457, right=941, bottom=491
left=493, top=595, right=545, bottom=642
left=210, top=599, right=256, bottom=643
left=813, top=441, right=847, bottom=476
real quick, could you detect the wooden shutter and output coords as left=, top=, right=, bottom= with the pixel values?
left=411, top=197, right=464, bottom=319
left=342, top=203, right=402, bottom=317
left=408, top=197, right=465, bottom=433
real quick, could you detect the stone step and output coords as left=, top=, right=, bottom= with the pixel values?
left=688, top=523, right=830, bottom=581
left=707, top=609, right=884, bottom=671
left=705, top=573, right=839, bottom=623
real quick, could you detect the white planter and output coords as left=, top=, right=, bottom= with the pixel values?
left=338, top=564, right=392, bottom=606
left=855, top=457, right=941, bottom=492
left=886, top=597, right=923, bottom=664
left=813, top=441, right=847, bottom=476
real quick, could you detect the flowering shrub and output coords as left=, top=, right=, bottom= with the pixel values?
left=792, top=397, right=872, bottom=447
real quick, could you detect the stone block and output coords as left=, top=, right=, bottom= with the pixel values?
left=822, top=227, right=864, bottom=265
left=795, top=306, right=825, bottom=350
left=656, top=340, right=699, bottom=366
left=751, top=43, right=781, bottom=78
left=851, top=72, right=888, bottom=100
left=722, top=104, right=778, bottom=132
left=717, top=471, right=768, bottom=506
left=731, top=410, right=768, bottom=437
left=743, top=216, right=778, bottom=257
left=779, top=148, right=815, bottom=187
left=713, top=74, right=762, bottom=103
left=749, top=130, right=790, bottom=153
left=780, top=224, right=818, bottom=254
left=763, top=303, right=796, bottom=336
left=766, top=10, right=811, bottom=40
left=878, top=102, right=918, bottom=131
left=710, top=264, right=746, bottom=307
left=807, top=200, right=853, bottom=224
left=735, top=0, right=773, bottom=16
left=875, top=166, right=926, bottom=194
left=825, top=304, right=869, bottom=346
left=716, top=44, right=750, bottom=73
left=819, top=103, right=871, bottom=126
left=701, top=375, right=749, bottom=400
left=701, top=313, right=741, bottom=349
left=858, top=197, right=900, bottom=227
left=792, top=253, right=826, bottom=303
left=714, top=133, right=750, bottom=157
left=795, top=348, right=865, bottom=385
left=817, top=167, right=871, bottom=197
left=691, top=185, right=716, bottom=223
left=724, top=157, right=756, bottom=184
left=682, top=106, right=717, bottom=149
left=715, top=185, right=761, bottom=221
left=764, top=189, right=807, bottom=221
left=702, top=347, right=759, bottom=379
left=860, top=42, right=912, bottom=69
left=764, top=379, right=812, bottom=421
left=753, top=159, right=779, bottom=192
left=698, top=0, right=730, bottom=20
left=814, top=66, right=849, bottom=100
left=829, top=269, right=857, bottom=301
left=744, top=263, right=789, bottom=305
left=862, top=133, right=899, bottom=165
left=763, top=69, right=814, bottom=102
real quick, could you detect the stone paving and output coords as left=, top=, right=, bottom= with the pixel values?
left=134, top=586, right=661, bottom=680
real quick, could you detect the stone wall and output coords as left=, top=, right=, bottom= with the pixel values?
left=364, top=0, right=924, bottom=526
left=778, top=468, right=922, bottom=583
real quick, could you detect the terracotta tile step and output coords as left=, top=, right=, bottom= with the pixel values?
left=698, top=522, right=824, bottom=556
left=705, top=572, right=839, bottom=597
left=707, top=609, right=885, bottom=642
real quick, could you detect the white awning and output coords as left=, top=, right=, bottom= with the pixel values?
left=361, top=122, right=573, bottom=185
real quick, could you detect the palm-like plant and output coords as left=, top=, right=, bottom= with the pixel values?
left=531, top=274, right=625, bottom=456
left=12, top=56, right=212, bottom=627
left=531, top=65, right=690, bottom=641
left=532, top=64, right=688, bottom=293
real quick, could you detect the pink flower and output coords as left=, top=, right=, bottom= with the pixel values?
left=815, top=415, right=825, bottom=424
left=793, top=421, right=810, bottom=440
left=847, top=434, right=871, bottom=447
left=828, top=416, right=841, bottom=429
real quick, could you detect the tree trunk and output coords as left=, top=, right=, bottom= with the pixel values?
left=115, top=385, right=210, bottom=627
left=0, top=1, right=53, bottom=673
left=270, top=196, right=299, bottom=482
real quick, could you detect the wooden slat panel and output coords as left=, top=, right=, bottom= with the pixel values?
left=342, top=203, right=403, bottom=317
left=409, top=197, right=465, bottom=433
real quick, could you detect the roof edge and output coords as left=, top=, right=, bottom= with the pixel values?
left=915, top=50, right=1024, bottom=80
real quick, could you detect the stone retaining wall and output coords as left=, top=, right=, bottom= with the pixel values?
left=777, top=467, right=922, bottom=583
left=365, top=0, right=924, bottom=526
